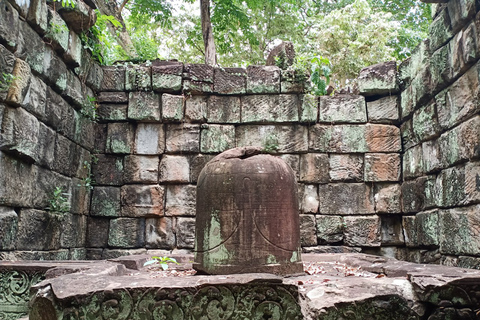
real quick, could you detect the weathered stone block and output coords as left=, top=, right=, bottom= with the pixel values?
left=60, top=213, right=87, bottom=248
left=91, top=154, right=124, bottom=186
left=85, top=60, right=104, bottom=92
left=437, top=126, right=460, bottom=168
left=328, top=154, right=363, bottom=182
left=0, top=0, right=19, bottom=50
left=214, top=67, right=246, bottom=94
left=319, top=95, right=367, bottom=123
left=17, top=20, right=46, bottom=76
left=16, top=209, right=61, bottom=250
left=280, top=69, right=307, bottom=93
left=412, top=101, right=439, bottom=143
left=106, top=122, right=134, bottom=154
left=101, top=66, right=125, bottom=91
left=236, top=125, right=308, bottom=153
left=366, top=124, right=401, bottom=153
left=366, top=95, right=399, bottom=123
left=123, top=155, right=159, bottom=183
left=316, top=215, right=344, bottom=244
left=184, top=63, right=213, bottom=82
left=344, top=216, right=381, bottom=247
left=400, top=119, right=418, bottom=151
left=152, top=61, right=183, bottom=93
left=128, top=91, right=161, bottom=121
left=43, top=46, right=68, bottom=92
left=374, top=183, right=401, bottom=214
left=185, top=95, right=207, bottom=122
left=98, top=104, right=127, bottom=121
left=462, top=21, right=477, bottom=68
left=300, top=214, right=317, bottom=247
left=0, top=45, right=16, bottom=101
left=190, top=154, right=215, bottom=183
left=97, top=92, right=128, bottom=104
left=64, top=71, right=84, bottom=108
left=162, top=93, right=184, bottom=122
left=52, top=134, right=77, bottom=176
left=5, top=58, right=31, bottom=106
left=121, top=184, right=164, bottom=217
left=465, top=161, right=480, bottom=204
left=278, top=154, right=300, bottom=179
left=447, top=0, right=476, bottom=34
left=176, top=217, right=195, bottom=249
left=135, top=123, right=165, bottom=155
left=165, top=124, right=200, bottom=153
left=439, top=205, right=480, bottom=255
left=108, top=217, right=145, bottom=248
left=246, top=65, right=280, bottom=93
left=35, top=122, right=56, bottom=169
left=309, top=124, right=367, bottom=153
left=401, top=176, right=436, bottom=213
left=402, top=216, right=417, bottom=247
left=56, top=0, right=96, bottom=33
left=430, top=41, right=451, bottom=92
left=125, top=65, right=151, bottom=91
left=299, top=94, right=318, bottom=123
left=86, top=217, right=109, bottom=247
left=70, top=178, right=90, bottom=215
left=0, top=152, right=37, bottom=207
left=0, top=206, right=17, bottom=250
left=380, top=216, right=404, bottom=245
left=159, top=155, right=190, bottom=183
left=422, top=139, right=442, bottom=173
left=435, top=165, right=466, bottom=208
left=429, top=8, right=453, bottom=52
left=358, top=61, right=399, bottom=96
left=63, top=30, right=82, bottom=68
left=165, top=184, right=196, bottom=216
left=403, top=145, right=424, bottom=180
left=364, top=153, right=400, bottom=182
left=200, top=124, right=235, bottom=153
left=0, top=106, right=40, bottom=162
left=90, top=187, right=120, bottom=217
left=299, top=153, right=329, bottom=183
left=145, top=217, right=175, bottom=249
left=74, top=113, right=95, bottom=150
left=207, top=95, right=241, bottom=123
left=45, top=9, right=69, bottom=53
left=300, top=184, right=319, bottom=214
left=242, top=94, right=299, bottom=123
left=416, top=209, right=440, bottom=247
left=31, top=167, right=71, bottom=209
left=318, top=183, right=375, bottom=215
left=183, top=80, right=213, bottom=94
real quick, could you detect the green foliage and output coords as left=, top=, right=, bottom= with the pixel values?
left=144, top=256, right=179, bottom=271
left=263, top=134, right=279, bottom=153
left=54, top=0, right=75, bottom=8
left=310, top=56, right=331, bottom=96
left=47, top=187, right=70, bottom=214
left=78, top=160, right=95, bottom=191
left=0, top=73, right=15, bottom=91
left=80, top=96, right=98, bottom=121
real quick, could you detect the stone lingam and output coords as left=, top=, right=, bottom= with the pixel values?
left=194, top=146, right=303, bottom=275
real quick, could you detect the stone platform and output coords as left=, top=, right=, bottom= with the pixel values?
left=3, top=253, right=480, bottom=319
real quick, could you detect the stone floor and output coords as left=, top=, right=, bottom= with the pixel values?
left=3, top=253, right=480, bottom=319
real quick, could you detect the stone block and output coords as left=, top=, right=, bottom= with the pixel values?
left=185, top=95, right=207, bottom=122
left=165, top=124, right=200, bottom=153
left=299, top=94, right=318, bottom=123
left=0, top=45, right=16, bottom=101
left=280, top=69, right=307, bottom=93
left=0, top=152, right=37, bottom=207
left=101, top=66, right=126, bottom=91
left=94, top=123, right=107, bottom=153
left=128, top=91, right=161, bottom=121
left=85, top=61, right=104, bottom=92
left=43, top=46, right=68, bottom=92
left=214, top=67, right=246, bottom=94
left=64, top=71, right=84, bottom=108
left=429, top=40, right=451, bottom=92
left=45, top=9, right=69, bottom=53
left=57, top=0, right=96, bottom=33
left=447, top=0, right=476, bottom=34
left=45, top=87, right=66, bottom=130
left=365, top=124, right=401, bottom=153
left=70, top=178, right=90, bottom=215
left=439, top=205, right=480, bottom=255
left=90, top=186, right=121, bottom=217
left=123, top=155, right=159, bottom=183
left=162, top=93, right=184, bottom=122
left=5, top=58, right=31, bottom=107
left=316, top=215, right=344, bottom=244
left=176, top=217, right=195, bottom=249
left=319, top=95, right=367, bottom=123
left=236, top=124, right=308, bottom=153
left=344, top=215, right=381, bottom=247
left=108, top=217, right=145, bottom=248
left=437, top=126, right=460, bottom=168
left=278, top=154, right=300, bottom=179
left=159, top=155, right=190, bottom=183
left=91, top=154, right=124, bottom=186
left=380, top=215, right=404, bottom=245
left=183, top=79, right=213, bottom=94
left=86, top=217, right=109, bottom=247
left=436, top=60, right=480, bottom=130
left=416, top=209, right=440, bottom=247
left=60, top=213, right=87, bottom=248
left=184, top=63, right=213, bottom=82
left=74, top=113, right=95, bottom=150
left=0, top=106, right=40, bottom=162
left=462, top=21, right=477, bottom=67
left=435, top=165, right=467, bottom=208
left=400, top=85, right=414, bottom=120
left=98, top=104, right=127, bottom=121
left=152, top=61, right=183, bottom=93
left=400, top=119, right=418, bottom=151
left=200, top=124, right=235, bottom=153
left=318, top=183, right=375, bottom=215
left=358, top=61, right=399, bottom=96
left=402, top=216, right=416, bottom=247
left=17, top=21, right=46, bottom=76
left=190, top=154, right=215, bottom=183
left=246, top=65, right=280, bottom=93
left=207, top=95, right=241, bottom=123
left=135, top=123, right=165, bottom=155
left=300, top=184, right=319, bottom=214
left=300, top=214, right=317, bottom=247
left=121, top=184, right=164, bottom=217
left=52, top=134, right=77, bottom=177
left=465, top=161, right=480, bottom=204
left=401, top=176, right=436, bottom=213
left=106, top=122, right=134, bottom=154
left=299, top=153, right=329, bottom=183
left=366, top=95, right=399, bottom=123
left=0, top=206, right=17, bottom=250
left=64, top=30, right=82, bottom=67
left=364, top=153, right=401, bottom=182
left=16, top=209, right=61, bottom=250
left=125, top=65, right=151, bottom=91
left=31, top=167, right=71, bottom=209
left=403, top=145, right=424, bottom=180
left=0, top=0, right=19, bottom=50
left=429, top=8, right=453, bottom=52
left=309, top=124, right=367, bottom=153
left=145, top=217, right=175, bottom=249
left=328, top=154, right=363, bottom=182
left=97, top=92, right=128, bottom=104
left=373, top=183, right=401, bottom=214
left=165, top=184, right=196, bottom=216
left=242, top=94, right=299, bottom=123
left=421, top=139, right=442, bottom=174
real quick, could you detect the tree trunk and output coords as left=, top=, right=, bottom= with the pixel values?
left=200, top=0, right=217, bottom=65
left=94, top=0, right=138, bottom=59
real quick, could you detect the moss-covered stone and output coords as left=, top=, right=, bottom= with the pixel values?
left=200, top=124, right=235, bottom=153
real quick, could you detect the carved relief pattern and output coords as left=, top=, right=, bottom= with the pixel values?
left=56, top=284, right=302, bottom=320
